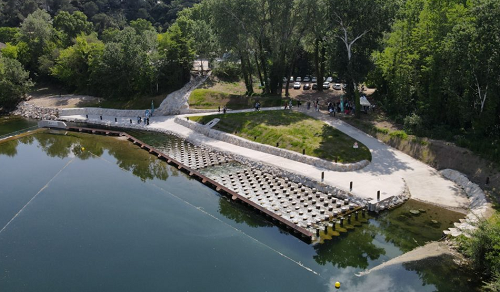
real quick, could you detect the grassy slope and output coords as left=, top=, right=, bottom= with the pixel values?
left=190, top=111, right=371, bottom=163
left=189, top=79, right=282, bottom=110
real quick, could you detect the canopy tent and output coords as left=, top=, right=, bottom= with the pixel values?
left=360, top=95, right=371, bottom=107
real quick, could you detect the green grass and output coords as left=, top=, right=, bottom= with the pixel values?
left=189, top=89, right=282, bottom=110
left=190, top=111, right=371, bottom=163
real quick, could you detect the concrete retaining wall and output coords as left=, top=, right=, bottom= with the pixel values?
left=60, top=107, right=146, bottom=117
left=175, top=117, right=370, bottom=172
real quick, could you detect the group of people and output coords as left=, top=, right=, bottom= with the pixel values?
left=137, top=109, right=152, bottom=125
left=283, top=100, right=294, bottom=110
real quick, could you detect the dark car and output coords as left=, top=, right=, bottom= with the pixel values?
left=312, top=83, right=318, bottom=90
left=303, top=83, right=310, bottom=90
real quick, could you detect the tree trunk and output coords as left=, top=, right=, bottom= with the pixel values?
left=200, top=58, right=204, bottom=76
left=240, top=53, right=251, bottom=95
left=319, top=43, right=326, bottom=92
left=246, top=55, right=254, bottom=95
left=314, top=38, right=321, bottom=91
left=254, top=52, right=264, bottom=89
left=258, top=36, right=270, bottom=94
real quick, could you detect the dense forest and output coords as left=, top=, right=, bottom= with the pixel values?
left=0, top=0, right=200, bottom=30
left=178, top=0, right=499, bottom=161
left=0, top=1, right=199, bottom=110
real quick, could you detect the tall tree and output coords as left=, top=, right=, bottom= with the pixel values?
left=18, top=9, right=55, bottom=75
left=329, top=0, right=393, bottom=117
left=54, top=10, right=93, bottom=46
left=0, top=54, right=34, bottom=110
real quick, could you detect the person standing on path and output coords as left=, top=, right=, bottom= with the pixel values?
left=223, top=106, right=227, bottom=114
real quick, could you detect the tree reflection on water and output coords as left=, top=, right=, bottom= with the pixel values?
left=313, top=223, right=386, bottom=270
left=0, top=130, right=173, bottom=182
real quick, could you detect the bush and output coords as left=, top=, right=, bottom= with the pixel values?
left=457, top=216, right=500, bottom=289
left=389, top=130, right=408, bottom=140
left=374, top=127, right=389, bottom=134
left=403, top=113, right=423, bottom=134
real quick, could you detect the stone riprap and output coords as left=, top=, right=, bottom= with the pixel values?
left=157, top=73, right=210, bottom=115
left=441, top=169, right=493, bottom=237
left=13, top=102, right=59, bottom=120
left=175, top=117, right=370, bottom=172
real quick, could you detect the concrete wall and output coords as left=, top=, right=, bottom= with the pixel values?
left=175, top=117, right=370, bottom=172
left=60, top=107, right=146, bottom=117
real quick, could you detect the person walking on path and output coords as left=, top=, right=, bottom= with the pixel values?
left=223, top=106, right=227, bottom=114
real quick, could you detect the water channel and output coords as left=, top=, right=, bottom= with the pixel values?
left=0, top=118, right=481, bottom=291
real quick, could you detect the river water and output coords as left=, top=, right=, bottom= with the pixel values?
left=0, top=121, right=480, bottom=292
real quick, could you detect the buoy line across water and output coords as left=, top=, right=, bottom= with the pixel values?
left=90, top=150, right=323, bottom=278
left=0, top=158, right=75, bottom=235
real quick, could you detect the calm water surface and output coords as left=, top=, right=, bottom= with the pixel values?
left=0, top=126, right=480, bottom=292
left=0, top=116, right=37, bottom=137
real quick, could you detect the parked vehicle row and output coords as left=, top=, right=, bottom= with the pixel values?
left=283, top=76, right=341, bottom=83
left=292, top=81, right=345, bottom=91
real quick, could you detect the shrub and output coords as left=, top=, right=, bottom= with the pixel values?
left=389, top=130, right=408, bottom=140
left=457, top=216, right=500, bottom=289
left=403, top=113, right=423, bottom=134
left=375, top=127, right=389, bottom=134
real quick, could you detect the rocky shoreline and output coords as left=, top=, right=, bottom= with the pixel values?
left=13, top=102, right=60, bottom=120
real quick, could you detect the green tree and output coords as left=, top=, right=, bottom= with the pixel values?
left=0, top=55, right=34, bottom=109
left=53, top=11, right=93, bottom=46
left=158, top=22, right=194, bottom=92
left=329, top=0, right=393, bottom=117
left=51, top=34, right=104, bottom=91
left=18, top=9, right=55, bottom=74
left=0, top=27, right=19, bottom=43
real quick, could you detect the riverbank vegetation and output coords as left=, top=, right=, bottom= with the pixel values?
left=190, top=111, right=371, bottom=163
left=372, top=0, right=500, bottom=166
left=457, top=216, right=500, bottom=290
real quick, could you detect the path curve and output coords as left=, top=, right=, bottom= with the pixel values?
left=60, top=106, right=469, bottom=210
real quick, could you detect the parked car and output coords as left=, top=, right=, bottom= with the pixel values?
left=342, top=83, right=347, bottom=90
left=323, top=82, right=330, bottom=89
left=333, top=83, right=342, bottom=90
left=289, top=76, right=294, bottom=82
left=312, top=77, right=317, bottom=82
left=326, top=76, right=333, bottom=82
left=312, top=83, right=318, bottom=90
left=283, top=77, right=287, bottom=82
left=293, top=82, right=301, bottom=89
left=303, top=76, right=310, bottom=82
left=296, top=77, right=302, bottom=82
left=303, top=83, right=310, bottom=90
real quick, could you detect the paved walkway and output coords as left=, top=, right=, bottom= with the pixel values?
left=60, top=107, right=469, bottom=210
